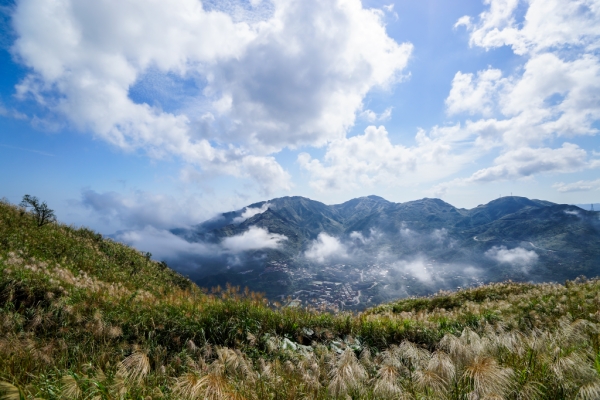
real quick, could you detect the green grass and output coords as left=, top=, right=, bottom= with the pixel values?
left=1, top=198, right=600, bottom=399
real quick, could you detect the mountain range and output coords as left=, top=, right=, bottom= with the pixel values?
left=172, top=195, right=600, bottom=309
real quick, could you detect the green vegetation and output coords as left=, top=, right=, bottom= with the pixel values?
left=1, top=198, right=600, bottom=399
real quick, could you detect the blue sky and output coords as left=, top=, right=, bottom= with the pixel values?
left=1, top=0, right=599, bottom=238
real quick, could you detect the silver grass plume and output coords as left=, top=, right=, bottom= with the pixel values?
left=118, top=351, right=151, bottom=384
left=328, top=349, right=367, bottom=398
left=373, top=364, right=405, bottom=399
left=0, top=381, right=25, bottom=400
left=463, top=356, right=514, bottom=398
left=60, top=375, right=82, bottom=399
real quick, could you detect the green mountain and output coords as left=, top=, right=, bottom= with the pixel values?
left=174, top=196, right=600, bottom=306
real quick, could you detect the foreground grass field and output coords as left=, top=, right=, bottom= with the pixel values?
left=1, top=198, right=600, bottom=399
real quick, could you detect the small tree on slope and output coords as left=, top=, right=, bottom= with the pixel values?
left=20, top=194, right=56, bottom=227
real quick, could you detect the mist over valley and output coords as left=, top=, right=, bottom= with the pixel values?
left=116, top=195, right=600, bottom=310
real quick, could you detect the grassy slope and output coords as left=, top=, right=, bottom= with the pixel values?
left=1, top=199, right=600, bottom=399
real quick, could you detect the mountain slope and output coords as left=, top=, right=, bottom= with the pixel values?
left=2, top=198, right=600, bottom=399
left=174, top=196, right=600, bottom=305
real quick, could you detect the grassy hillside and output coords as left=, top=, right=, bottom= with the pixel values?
left=1, top=198, right=600, bottom=399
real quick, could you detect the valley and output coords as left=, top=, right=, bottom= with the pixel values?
left=174, top=195, right=600, bottom=308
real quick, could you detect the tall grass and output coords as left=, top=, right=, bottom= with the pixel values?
left=1, top=198, right=599, bottom=399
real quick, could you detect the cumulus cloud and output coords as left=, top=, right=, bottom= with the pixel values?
left=466, top=143, right=593, bottom=183
left=305, top=233, right=348, bottom=263
left=233, top=203, right=271, bottom=224
left=433, top=0, right=600, bottom=193
left=433, top=142, right=599, bottom=196
left=443, top=53, right=600, bottom=148
left=11, top=0, right=411, bottom=193
left=485, top=246, right=538, bottom=267
left=298, top=125, right=476, bottom=191
left=446, top=69, right=505, bottom=116
left=221, top=226, right=286, bottom=252
left=457, top=0, right=600, bottom=55
left=553, top=179, right=600, bottom=193
left=210, top=0, right=412, bottom=150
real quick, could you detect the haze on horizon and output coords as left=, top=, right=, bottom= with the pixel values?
left=1, top=0, right=599, bottom=243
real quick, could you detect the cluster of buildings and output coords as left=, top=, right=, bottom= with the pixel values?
left=260, top=259, right=486, bottom=310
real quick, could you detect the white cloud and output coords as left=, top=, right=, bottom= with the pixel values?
left=458, top=0, right=600, bottom=56
left=446, top=69, right=505, bottom=116
left=359, top=107, right=393, bottom=122
left=349, top=231, right=367, bottom=242
left=221, top=226, right=287, bottom=252
left=11, top=0, right=412, bottom=194
left=114, top=225, right=286, bottom=270
left=209, top=0, right=412, bottom=151
left=391, top=258, right=432, bottom=283
left=299, top=124, right=478, bottom=191
left=179, top=154, right=292, bottom=196
left=430, top=228, right=449, bottom=245
left=305, top=233, right=347, bottom=263
left=81, top=189, right=208, bottom=229
left=553, top=179, right=600, bottom=192
left=349, top=229, right=381, bottom=244
left=382, top=3, right=398, bottom=20
left=115, top=226, right=217, bottom=260
left=461, top=142, right=600, bottom=192
left=0, top=102, right=27, bottom=120
left=429, top=0, right=600, bottom=194
left=433, top=143, right=598, bottom=196
left=233, top=203, right=271, bottom=224
left=500, top=53, right=600, bottom=144
left=466, top=143, right=593, bottom=183
left=443, top=53, right=600, bottom=150
left=485, top=246, right=538, bottom=267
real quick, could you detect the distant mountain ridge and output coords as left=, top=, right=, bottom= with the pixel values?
left=180, top=195, right=598, bottom=250
left=173, top=195, right=600, bottom=305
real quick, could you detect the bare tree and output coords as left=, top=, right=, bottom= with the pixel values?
left=20, top=194, right=56, bottom=227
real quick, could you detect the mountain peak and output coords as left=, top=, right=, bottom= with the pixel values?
left=365, top=195, right=389, bottom=201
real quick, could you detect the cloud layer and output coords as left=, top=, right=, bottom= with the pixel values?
left=297, top=0, right=600, bottom=194
left=81, top=189, right=208, bottom=230
left=8, top=0, right=599, bottom=200
left=446, top=0, right=600, bottom=191
left=11, top=0, right=411, bottom=194
left=298, top=125, right=474, bottom=191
